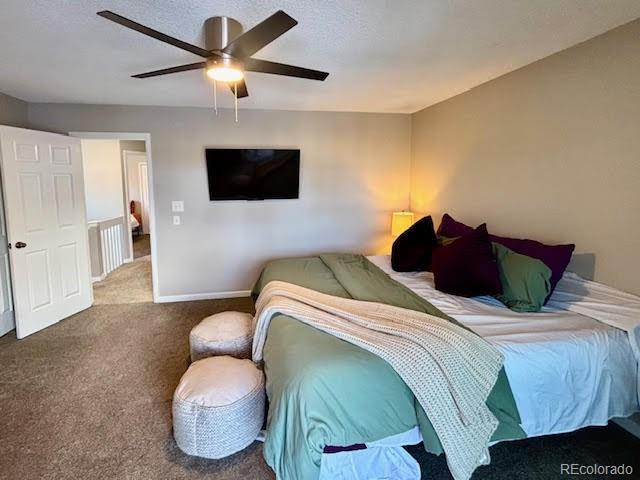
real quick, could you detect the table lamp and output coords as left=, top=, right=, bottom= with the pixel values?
left=391, top=211, right=414, bottom=236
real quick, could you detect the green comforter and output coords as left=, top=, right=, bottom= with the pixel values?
left=252, top=254, right=524, bottom=479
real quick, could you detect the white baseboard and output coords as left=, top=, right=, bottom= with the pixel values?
left=614, top=413, right=640, bottom=439
left=92, top=274, right=106, bottom=283
left=155, top=290, right=252, bottom=303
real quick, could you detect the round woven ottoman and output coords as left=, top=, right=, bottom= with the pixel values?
left=189, top=311, right=253, bottom=362
left=172, top=356, right=265, bottom=459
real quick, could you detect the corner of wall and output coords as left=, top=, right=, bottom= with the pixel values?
left=408, top=106, right=426, bottom=216
left=0, top=92, right=29, bottom=129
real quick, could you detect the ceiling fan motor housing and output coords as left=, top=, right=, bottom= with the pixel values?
left=204, top=17, right=243, bottom=53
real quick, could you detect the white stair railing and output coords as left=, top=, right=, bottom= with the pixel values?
left=87, top=216, right=126, bottom=281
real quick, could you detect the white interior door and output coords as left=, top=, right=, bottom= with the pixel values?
left=137, top=160, right=149, bottom=235
left=0, top=177, right=14, bottom=336
left=0, top=126, right=92, bottom=339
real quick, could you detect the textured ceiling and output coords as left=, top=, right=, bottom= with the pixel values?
left=1, top=0, right=639, bottom=113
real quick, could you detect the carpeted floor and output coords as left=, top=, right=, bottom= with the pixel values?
left=0, top=296, right=274, bottom=480
left=92, top=255, right=153, bottom=305
left=0, top=268, right=638, bottom=479
left=133, top=234, right=151, bottom=259
left=93, top=234, right=153, bottom=305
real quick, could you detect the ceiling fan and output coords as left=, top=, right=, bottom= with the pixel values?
left=97, top=10, right=329, bottom=100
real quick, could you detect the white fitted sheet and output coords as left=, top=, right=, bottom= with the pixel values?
left=367, top=256, right=639, bottom=438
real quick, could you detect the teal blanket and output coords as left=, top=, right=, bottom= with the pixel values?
left=252, top=254, right=524, bottom=479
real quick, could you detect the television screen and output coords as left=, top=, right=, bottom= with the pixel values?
left=205, top=149, right=300, bottom=201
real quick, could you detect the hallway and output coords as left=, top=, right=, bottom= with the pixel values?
left=132, top=234, right=151, bottom=258
left=92, top=235, right=153, bottom=305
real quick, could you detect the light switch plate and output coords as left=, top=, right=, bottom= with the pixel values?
left=172, top=201, right=184, bottom=212
left=173, top=215, right=181, bottom=225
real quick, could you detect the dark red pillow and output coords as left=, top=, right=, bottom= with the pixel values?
left=438, top=213, right=574, bottom=301
left=437, top=214, right=475, bottom=237
left=391, top=216, right=438, bottom=272
left=431, top=224, right=502, bottom=297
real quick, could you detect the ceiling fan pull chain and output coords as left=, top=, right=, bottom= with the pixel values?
left=213, top=79, right=218, bottom=115
left=234, top=82, right=239, bottom=123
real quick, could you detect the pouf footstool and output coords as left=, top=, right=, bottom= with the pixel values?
left=173, top=356, right=265, bottom=459
left=190, top=311, right=253, bottom=362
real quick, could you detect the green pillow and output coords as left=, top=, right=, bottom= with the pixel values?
left=492, top=243, right=551, bottom=312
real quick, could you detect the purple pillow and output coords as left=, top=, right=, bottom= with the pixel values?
left=437, top=214, right=475, bottom=238
left=431, top=224, right=502, bottom=297
left=438, top=214, right=574, bottom=300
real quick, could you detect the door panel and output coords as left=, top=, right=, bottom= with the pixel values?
left=53, top=174, right=75, bottom=228
left=51, top=145, right=71, bottom=165
left=15, top=143, right=39, bottom=163
left=1, top=126, right=92, bottom=338
left=59, top=243, right=81, bottom=298
left=19, top=173, right=45, bottom=233
left=26, top=249, right=52, bottom=310
left=0, top=176, right=14, bottom=335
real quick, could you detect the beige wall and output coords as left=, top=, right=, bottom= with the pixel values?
left=410, top=19, right=640, bottom=295
left=0, top=92, right=28, bottom=128
left=80, top=139, right=125, bottom=222
left=28, top=105, right=411, bottom=298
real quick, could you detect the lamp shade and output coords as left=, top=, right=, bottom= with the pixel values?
left=391, top=211, right=414, bottom=236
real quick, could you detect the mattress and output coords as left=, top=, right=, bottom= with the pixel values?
left=367, top=255, right=639, bottom=438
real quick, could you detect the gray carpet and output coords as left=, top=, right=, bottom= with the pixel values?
left=133, top=234, right=151, bottom=259
left=0, top=288, right=638, bottom=478
left=92, top=255, right=153, bottom=305
left=0, top=297, right=274, bottom=480
left=93, top=233, right=153, bottom=305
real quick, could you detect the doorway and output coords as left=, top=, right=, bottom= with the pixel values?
left=71, top=132, right=158, bottom=304
left=123, top=148, right=150, bottom=260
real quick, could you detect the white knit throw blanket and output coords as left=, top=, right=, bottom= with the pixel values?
left=253, top=281, right=505, bottom=480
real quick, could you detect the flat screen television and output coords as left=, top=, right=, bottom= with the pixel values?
left=206, top=149, right=300, bottom=200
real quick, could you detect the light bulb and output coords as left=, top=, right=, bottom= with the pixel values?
left=207, top=67, right=244, bottom=83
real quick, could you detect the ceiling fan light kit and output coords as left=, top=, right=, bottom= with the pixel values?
left=97, top=10, right=329, bottom=122
left=206, top=61, right=244, bottom=83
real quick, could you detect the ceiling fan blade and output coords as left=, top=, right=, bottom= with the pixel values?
left=244, top=58, right=329, bottom=81
left=222, top=10, right=297, bottom=59
left=132, top=62, right=207, bottom=79
left=97, top=10, right=214, bottom=58
left=228, top=79, right=249, bottom=98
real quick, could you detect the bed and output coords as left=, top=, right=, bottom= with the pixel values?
left=252, top=254, right=640, bottom=479
left=368, top=256, right=638, bottom=435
